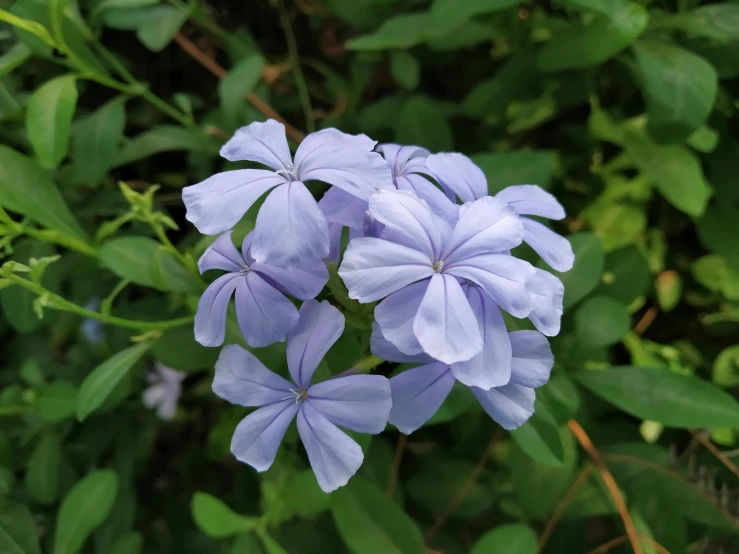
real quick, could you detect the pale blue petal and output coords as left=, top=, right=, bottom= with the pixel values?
left=198, top=231, right=244, bottom=274
left=339, top=238, right=433, bottom=303
left=441, top=196, right=523, bottom=264
left=509, top=331, right=553, bottom=388
left=220, top=120, right=292, bottom=170
left=287, top=300, right=345, bottom=388
left=251, top=259, right=328, bottom=300
left=527, top=268, right=564, bottom=336
left=183, top=170, right=285, bottom=235
left=374, top=280, right=429, bottom=355
left=241, top=232, right=255, bottom=264
left=370, top=323, right=433, bottom=364
left=297, top=402, right=364, bottom=493
left=389, top=363, right=456, bottom=434
left=424, top=152, right=488, bottom=202
left=307, top=375, right=391, bottom=433
left=318, top=186, right=368, bottom=229
left=295, top=129, right=376, bottom=162
left=194, top=273, right=240, bottom=347
left=446, top=254, right=535, bottom=318
left=251, top=182, right=330, bottom=270
left=234, top=273, right=299, bottom=347
left=231, top=400, right=299, bottom=471
left=377, top=143, right=429, bottom=177
left=522, top=218, right=575, bottom=272
left=213, top=344, right=294, bottom=407
left=450, top=286, right=512, bottom=390
left=496, top=185, right=566, bottom=220
left=471, top=383, right=535, bottom=430
left=414, top=273, right=482, bottom=364
left=396, top=173, right=459, bottom=228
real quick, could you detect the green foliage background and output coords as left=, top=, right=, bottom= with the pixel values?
left=1, top=0, right=739, bottom=552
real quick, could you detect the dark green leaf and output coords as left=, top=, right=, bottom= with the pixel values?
left=36, top=381, right=77, bottom=422
left=0, top=498, right=41, bottom=554
left=407, top=459, right=492, bottom=518
left=471, top=151, right=556, bottom=194
left=428, top=0, right=518, bottom=34
left=283, top=470, right=331, bottom=517
left=25, top=433, right=61, bottom=504
left=112, top=126, right=219, bottom=167
left=470, top=524, right=538, bottom=554
left=346, top=14, right=431, bottom=51
left=99, top=237, right=159, bottom=288
left=692, top=254, right=739, bottom=300
left=191, top=492, right=255, bottom=538
left=136, top=6, right=188, bottom=52
left=72, top=96, right=127, bottom=185
left=0, top=42, right=31, bottom=79
left=395, top=96, right=453, bottom=152
left=510, top=399, right=565, bottom=468
left=108, top=533, right=143, bottom=554
left=389, top=50, right=420, bottom=90
left=550, top=233, right=604, bottom=310
left=26, top=75, right=78, bottom=169
left=219, top=55, right=265, bottom=120
left=595, top=246, right=651, bottom=306
left=575, top=296, right=630, bottom=348
left=151, top=326, right=218, bottom=372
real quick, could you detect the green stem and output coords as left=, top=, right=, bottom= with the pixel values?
left=4, top=274, right=193, bottom=331
left=352, top=355, right=384, bottom=374
left=21, top=226, right=98, bottom=257
left=101, top=279, right=130, bottom=315
left=0, top=405, right=30, bottom=416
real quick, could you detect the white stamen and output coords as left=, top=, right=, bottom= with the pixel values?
left=433, top=260, right=444, bottom=273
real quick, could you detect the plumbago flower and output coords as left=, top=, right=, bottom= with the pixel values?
left=195, top=230, right=327, bottom=347
left=142, top=363, right=186, bottom=421
left=212, top=300, right=391, bottom=493
left=183, top=120, right=393, bottom=269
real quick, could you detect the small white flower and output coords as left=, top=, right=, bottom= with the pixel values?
left=142, top=363, right=186, bottom=421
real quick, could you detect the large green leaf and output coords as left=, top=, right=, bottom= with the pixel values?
left=510, top=399, right=565, bottom=468
left=331, top=478, right=425, bottom=554
left=0, top=42, right=31, bottom=79
left=634, top=40, right=717, bottom=143
left=0, top=498, right=41, bottom=554
left=575, top=366, right=739, bottom=428
left=0, top=146, right=88, bottom=240
left=151, top=326, right=218, bottom=372
left=72, top=96, right=127, bottom=185
left=549, top=233, right=604, bottom=310
left=407, top=460, right=492, bottom=518
left=428, top=0, right=518, bottom=34
left=219, top=55, right=265, bottom=120
left=25, top=433, right=61, bottom=504
left=53, top=470, right=119, bottom=554
left=191, top=492, right=255, bottom=538
left=470, top=524, right=538, bottom=554
left=112, top=126, right=219, bottom=167
left=471, top=151, right=556, bottom=194
left=395, top=96, right=453, bottom=152
left=135, top=6, right=188, bottom=52
left=26, top=75, right=78, bottom=169
left=574, top=296, right=630, bottom=348
left=77, top=341, right=153, bottom=421
left=346, top=13, right=432, bottom=51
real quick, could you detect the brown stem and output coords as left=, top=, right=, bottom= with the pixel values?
left=386, top=433, right=407, bottom=499
left=538, top=464, right=593, bottom=551
left=633, top=306, right=658, bottom=336
left=690, top=429, right=739, bottom=479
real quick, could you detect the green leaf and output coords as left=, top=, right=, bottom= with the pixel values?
left=112, top=126, right=218, bottom=167
left=634, top=40, right=717, bottom=143
left=283, top=470, right=331, bottom=517
left=659, top=4, right=739, bottom=41
left=407, top=460, right=492, bottom=518
left=53, top=470, right=119, bottom=554
left=331, top=478, right=425, bottom=554
left=151, top=326, right=218, bottom=372
left=537, top=3, right=648, bottom=72
left=36, top=381, right=77, bottom=422
left=575, top=367, right=739, bottom=428
left=77, top=341, right=153, bottom=421
left=0, top=42, right=31, bottom=79
left=135, top=6, right=188, bottom=52
left=150, top=246, right=200, bottom=293
left=395, top=96, right=452, bottom=152
left=692, top=254, right=739, bottom=300
left=108, top=532, right=143, bottom=554
left=25, top=433, right=61, bottom=504
left=346, top=13, right=431, bottom=51
left=713, top=345, right=739, bottom=388
left=428, top=0, right=518, bottom=35
left=595, top=246, right=651, bottom=306
left=0, top=498, right=41, bottom=554
left=575, top=296, right=630, bottom=348
left=550, top=233, right=604, bottom=310
left=471, top=151, right=556, bottom=194
left=389, top=50, right=420, bottom=90
left=191, top=492, right=255, bottom=538
left=219, top=55, right=265, bottom=120
left=470, top=524, right=538, bottom=554
left=510, top=399, right=565, bottom=468
left=26, top=75, right=78, bottom=169
left=0, top=146, right=88, bottom=240
left=72, top=96, right=127, bottom=185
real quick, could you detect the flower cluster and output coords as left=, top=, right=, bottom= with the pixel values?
left=183, top=120, right=573, bottom=492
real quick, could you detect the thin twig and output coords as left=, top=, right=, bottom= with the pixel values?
left=568, top=420, right=644, bottom=554
left=386, top=433, right=407, bottom=499
left=690, top=429, right=739, bottom=479
left=633, top=306, right=658, bottom=336
left=173, top=32, right=305, bottom=142
left=585, top=534, right=671, bottom=554
left=538, top=464, right=593, bottom=551
left=425, top=430, right=501, bottom=542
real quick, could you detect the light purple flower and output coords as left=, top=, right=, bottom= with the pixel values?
left=212, top=300, right=391, bottom=492
left=339, top=190, right=534, bottom=366
left=195, top=231, right=327, bottom=348
left=183, top=120, right=393, bottom=269
left=81, top=297, right=104, bottom=344
left=425, top=153, right=575, bottom=272
left=142, top=362, right=186, bottom=421
left=370, top=324, right=553, bottom=434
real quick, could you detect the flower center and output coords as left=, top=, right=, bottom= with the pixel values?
left=276, top=167, right=298, bottom=182
left=433, top=260, right=445, bottom=273
left=239, top=260, right=251, bottom=275
left=282, top=388, right=307, bottom=404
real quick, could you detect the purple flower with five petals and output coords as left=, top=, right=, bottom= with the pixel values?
left=339, top=190, right=535, bottom=368
left=370, top=323, right=554, bottom=434
left=183, top=120, right=393, bottom=269
left=195, top=231, right=328, bottom=347
left=212, top=300, right=392, bottom=492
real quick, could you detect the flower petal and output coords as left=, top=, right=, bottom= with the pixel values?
left=183, top=169, right=285, bottom=235
left=522, top=218, right=575, bottom=272
left=450, top=287, right=512, bottom=390
left=251, top=259, right=328, bottom=300
left=471, top=383, right=535, bottom=430
left=446, top=254, right=534, bottom=318
left=287, top=300, right=345, bottom=388
left=370, top=190, right=451, bottom=261
left=496, top=184, right=566, bottom=220
left=194, top=273, right=240, bottom=347
left=389, top=363, right=456, bottom=434
left=509, top=331, right=553, bottom=388
left=396, top=173, right=459, bottom=228
left=142, top=383, right=166, bottom=410
left=377, top=143, right=429, bottom=177
left=219, top=120, right=292, bottom=170
left=297, top=402, right=364, bottom=493
left=307, top=375, right=391, bottom=434
left=424, top=152, right=488, bottom=202
left=441, top=196, right=523, bottom=264
left=213, top=344, right=294, bottom=406
left=198, top=231, right=244, bottom=274
left=231, top=400, right=299, bottom=472
left=414, top=273, right=483, bottom=364
left=251, top=182, right=330, bottom=270
left=234, top=272, right=299, bottom=348
left=318, top=186, right=369, bottom=229
left=339, top=238, right=433, bottom=303
left=526, top=268, right=564, bottom=337
left=370, top=322, right=433, bottom=364
left=374, top=280, right=429, bottom=355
